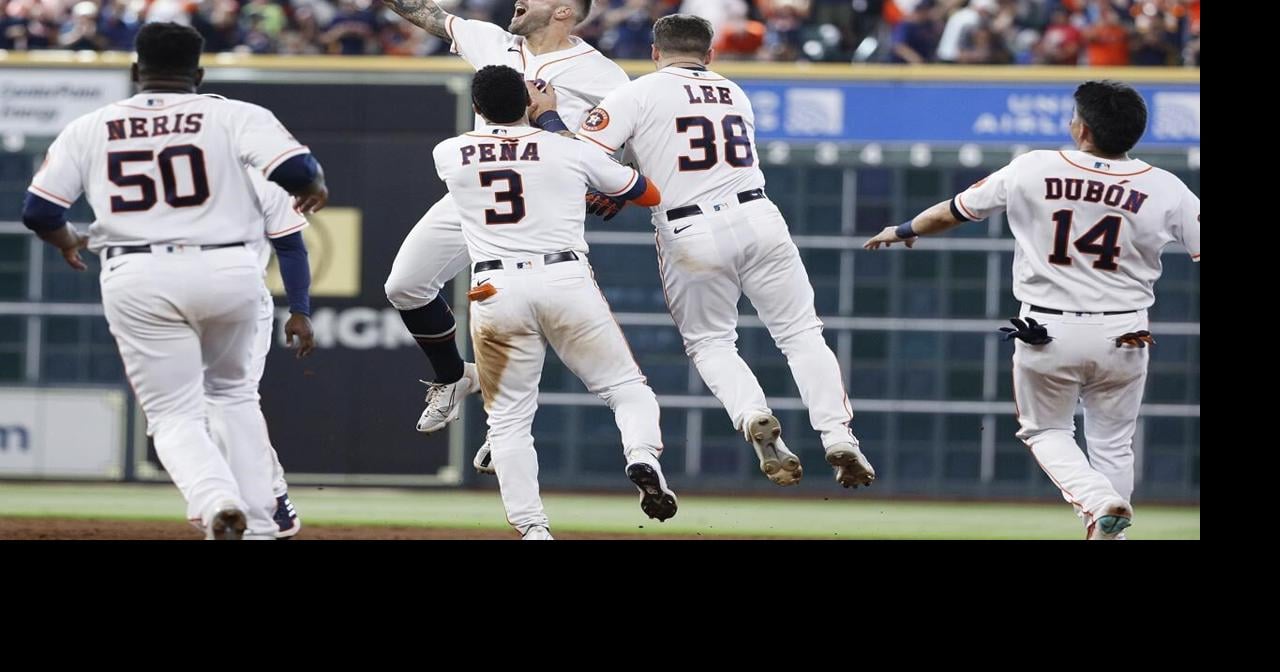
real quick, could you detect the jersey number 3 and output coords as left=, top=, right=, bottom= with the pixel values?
left=479, top=169, right=526, bottom=225
left=1049, top=210, right=1123, bottom=271
left=108, top=145, right=210, bottom=213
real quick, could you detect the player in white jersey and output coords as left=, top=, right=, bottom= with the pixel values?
left=381, top=0, right=631, bottom=437
left=865, top=80, right=1200, bottom=539
left=22, top=23, right=328, bottom=540
left=85, top=170, right=316, bottom=538
left=433, top=65, right=670, bottom=538
left=523, top=14, right=876, bottom=489
left=232, top=169, right=316, bottom=538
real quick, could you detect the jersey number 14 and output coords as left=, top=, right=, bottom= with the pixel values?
left=1049, top=210, right=1123, bottom=271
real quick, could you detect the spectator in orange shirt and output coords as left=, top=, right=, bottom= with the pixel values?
left=1084, top=5, right=1129, bottom=66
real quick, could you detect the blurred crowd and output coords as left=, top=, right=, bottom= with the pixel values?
left=1, top=0, right=1200, bottom=66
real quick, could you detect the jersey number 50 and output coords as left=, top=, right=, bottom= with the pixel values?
left=108, top=145, right=210, bottom=213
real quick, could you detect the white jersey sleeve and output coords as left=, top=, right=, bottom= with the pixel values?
left=247, top=168, right=307, bottom=270
left=432, top=138, right=453, bottom=183
left=952, top=157, right=1021, bottom=221
left=28, top=119, right=89, bottom=208
left=231, top=101, right=310, bottom=175
left=577, top=141, right=641, bottom=197
left=446, top=15, right=515, bottom=68
left=537, top=52, right=631, bottom=133
left=1173, top=185, right=1200, bottom=262
left=577, top=85, right=640, bottom=155
left=250, top=170, right=308, bottom=239
left=574, top=68, right=765, bottom=212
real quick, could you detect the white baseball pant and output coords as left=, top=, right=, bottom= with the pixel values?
left=469, top=255, right=663, bottom=534
left=1012, top=305, right=1150, bottom=530
left=654, top=197, right=855, bottom=448
left=101, top=245, right=278, bottom=539
left=205, top=283, right=288, bottom=499
left=384, top=193, right=472, bottom=311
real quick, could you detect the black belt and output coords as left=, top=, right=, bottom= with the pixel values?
left=1029, top=305, right=1137, bottom=316
left=104, top=242, right=245, bottom=260
left=473, top=250, right=579, bottom=273
left=665, top=188, right=767, bottom=222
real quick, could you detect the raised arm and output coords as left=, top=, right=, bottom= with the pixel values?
left=382, top=0, right=452, bottom=39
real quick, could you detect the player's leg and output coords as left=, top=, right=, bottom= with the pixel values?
left=196, top=248, right=281, bottom=540
left=1012, top=314, right=1127, bottom=536
left=1079, top=312, right=1151, bottom=537
left=206, top=284, right=299, bottom=537
left=541, top=261, right=677, bottom=521
left=256, top=289, right=301, bottom=537
left=655, top=217, right=800, bottom=485
left=469, top=274, right=552, bottom=536
left=253, top=289, right=290, bottom=500
left=384, top=194, right=480, bottom=432
left=736, top=201, right=873, bottom=488
left=656, top=218, right=767, bottom=427
left=100, top=256, right=247, bottom=539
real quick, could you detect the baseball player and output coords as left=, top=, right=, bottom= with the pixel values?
left=213, top=169, right=316, bottom=539
left=865, top=80, right=1200, bottom=539
left=519, top=14, right=876, bottom=489
left=434, top=65, right=670, bottom=539
left=381, top=0, right=631, bottom=438
left=21, top=23, right=328, bottom=540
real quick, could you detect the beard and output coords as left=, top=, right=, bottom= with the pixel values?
left=509, top=7, right=551, bottom=36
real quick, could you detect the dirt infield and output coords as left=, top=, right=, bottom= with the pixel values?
left=0, top=517, right=719, bottom=540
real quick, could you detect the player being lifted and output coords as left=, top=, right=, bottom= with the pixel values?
left=865, top=80, right=1200, bottom=540
left=381, top=0, right=630, bottom=437
left=515, top=14, right=876, bottom=489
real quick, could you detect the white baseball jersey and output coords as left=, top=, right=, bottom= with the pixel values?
left=433, top=124, right=644, bottom=261
left=382, top=15, right=630, bottom=312
left=89, top=168, right=307, bottom=273
left=246, top=169, right=310, bottom=271
left=28, top=92, right=310, bottom=254
left=954, top=149, right=1201, bottom=312
left=445, top=15, right=630, bottom=132
left=577, top=66, right=765, bottom=212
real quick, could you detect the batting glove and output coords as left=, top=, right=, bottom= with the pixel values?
left=586, top=190, right=625, bottom=221
left=999, top=317, right=1054, bottom=345
left=1114, top=330, right=1155, bottom=348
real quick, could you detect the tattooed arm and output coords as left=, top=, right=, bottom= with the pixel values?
left=382, top=0, right=451, bottom=39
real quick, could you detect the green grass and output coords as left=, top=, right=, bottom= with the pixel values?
left=0, top=482, right=1200, bottom=539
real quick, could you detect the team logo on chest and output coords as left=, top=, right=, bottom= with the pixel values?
left=583, top=107, right=610, bottom=132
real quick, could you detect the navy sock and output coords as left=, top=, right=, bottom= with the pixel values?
left=399, top=296, right=465, bottom=384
